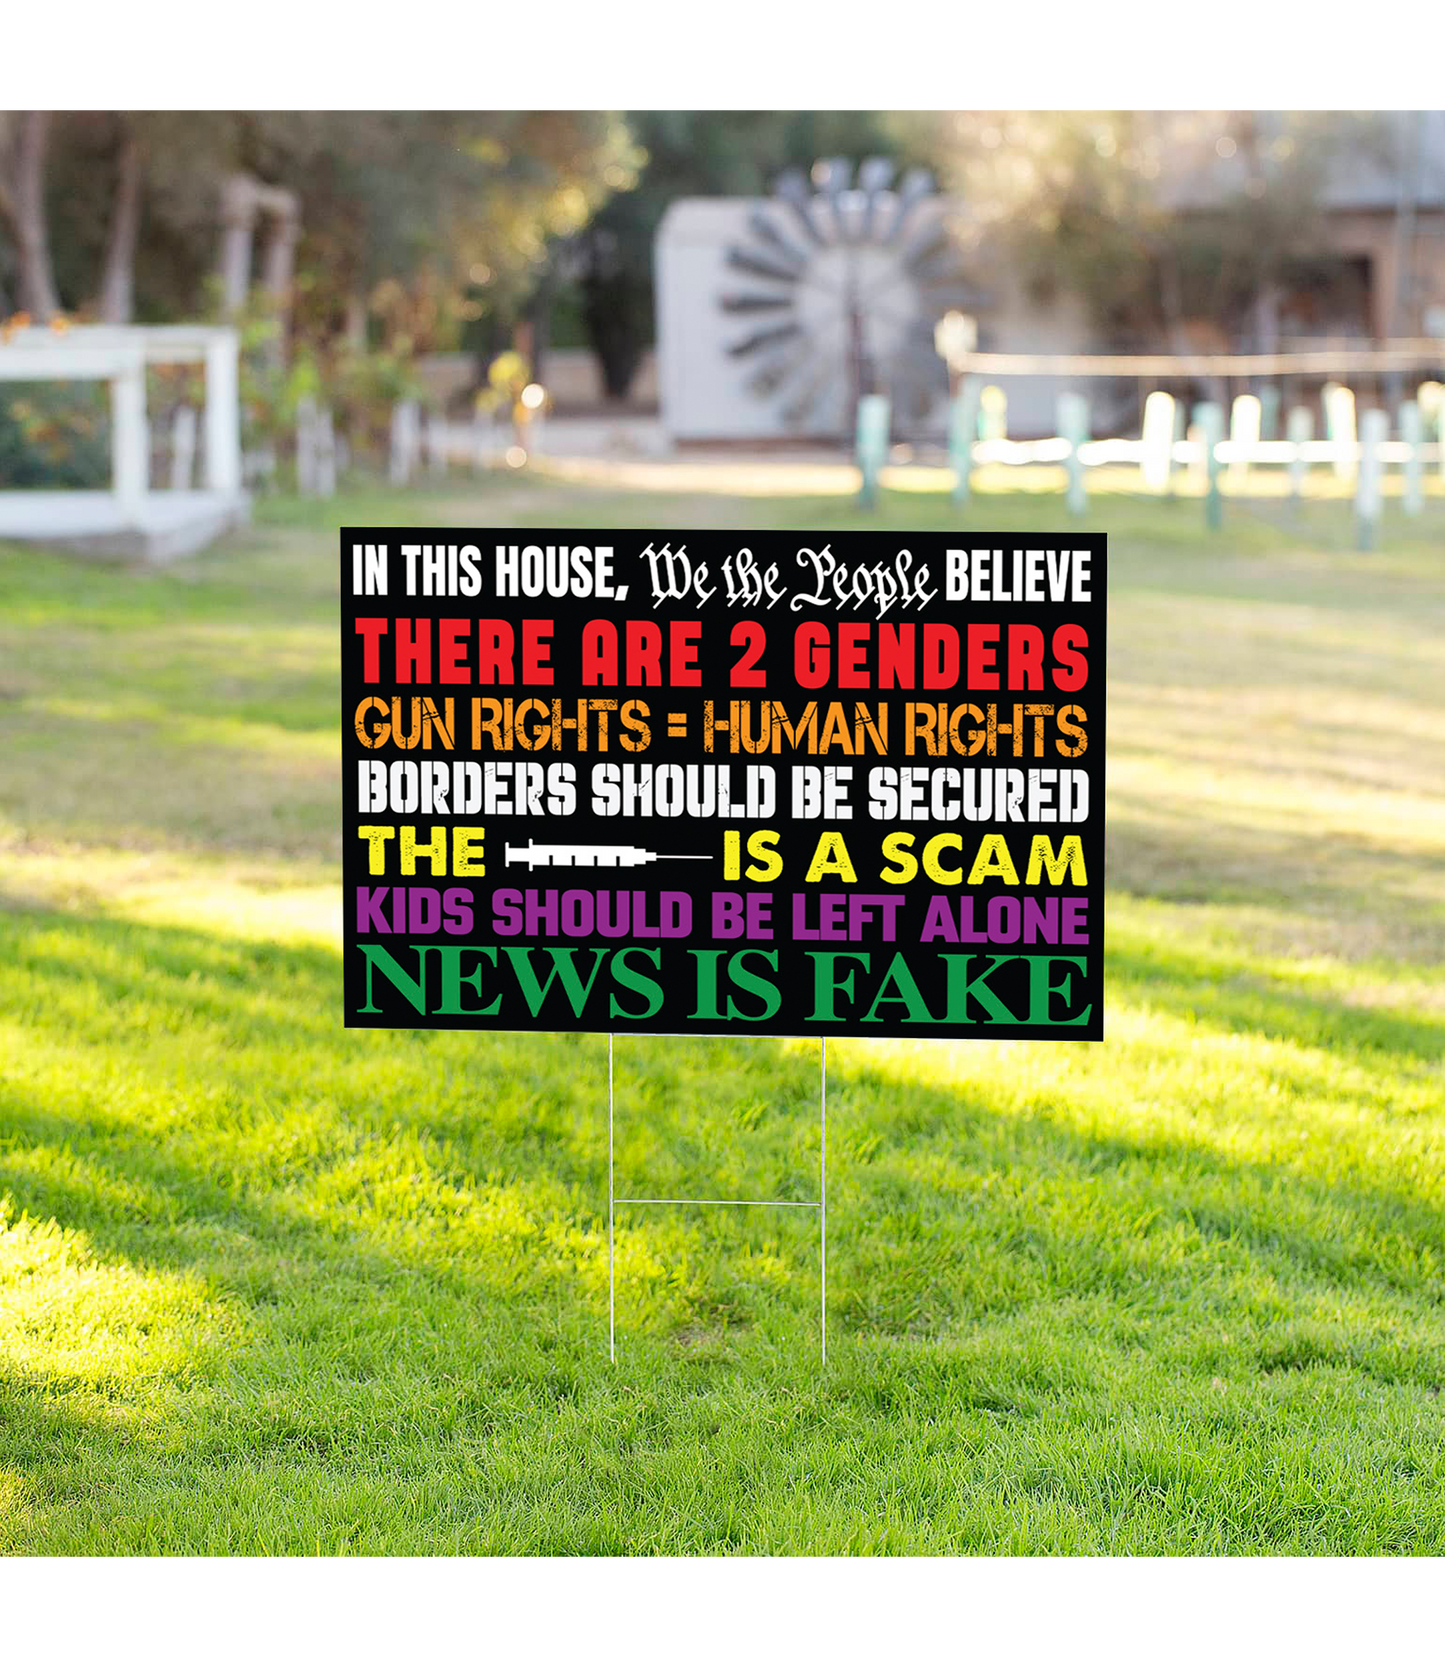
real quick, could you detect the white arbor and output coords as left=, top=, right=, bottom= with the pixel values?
left=0, top=323, right=249, bottom=561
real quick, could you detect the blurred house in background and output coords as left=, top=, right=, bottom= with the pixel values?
left=1156, top=109, right=1445, bottom=343
left=650, top=112, right=1445, bottom=443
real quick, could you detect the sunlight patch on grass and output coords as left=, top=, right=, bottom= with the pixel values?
left=0, top=839, right=339, bottom=945
left=0, top=1202, right=233, bottom=1390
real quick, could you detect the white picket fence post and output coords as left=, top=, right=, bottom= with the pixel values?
left=1286, top=407, right=1313, bottom=502
left=1355, top=408, right=1387, bottom=549
left=168, top=405, right=197, bottom=492
left=1193, top=401, right=1224, bottom=529
left=1400, top=401, right=1423, bottom=517
left=473, top=408, right=497, bottom=470
left=295, top=394, right=318, bottom=495
left=1324, top=382, right=1356, bottom=481
left=1228, top=393, right=1261, bottom=488
left=110, top=358, right=148, bottom=513
left=315, top=407, right=337, bottom=499
left=1056, top=390, right=1088, bottom=515
left=425, top=411, right=447, bottom=477
left=389, top=399, right=421, bottom=486
left=1141, top=390, right=1176, bottom=493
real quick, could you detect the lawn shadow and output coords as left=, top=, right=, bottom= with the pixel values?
left=2, top=896, right=1441, bottom=1347
left=1107, top=805, right=1445, bottom=967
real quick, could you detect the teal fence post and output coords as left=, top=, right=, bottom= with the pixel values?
left=949, top=376, right=982, bottom=505
left=1258, top=384, right=1280, bottom=442
left=856, top=394, right=891, bottom=511
left=1193, top=401, right=1224, bottom=529
left=1056, top=390, right=1089, bottom=515
left=1401, top=401, right=1423, bottom=517
left=1286, top=406, right=1313, bottom=504
left=978, top=383, right=1007, bottom=442
left=1172, top=400, right=1188, bottom=497
left=1355, top=408, right=1387, bottom=550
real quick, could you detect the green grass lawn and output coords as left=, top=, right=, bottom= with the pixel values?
left=1, top=472, right=1443, bottom=1553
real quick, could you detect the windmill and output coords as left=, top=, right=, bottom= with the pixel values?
left=718, top=158, right=985, bottom=437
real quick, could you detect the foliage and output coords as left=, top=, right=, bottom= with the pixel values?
left=894, top=111, right=1390, bottom=344
left=267, top=112, right=640, bottom=353
left=6, top=111, right=639, bottom=351
left=0, top=380, right=108, bottom=487
left=196, top=282, right=424, bottom=474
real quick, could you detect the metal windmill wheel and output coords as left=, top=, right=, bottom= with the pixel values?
left=719, top=158, right=984, bottom=437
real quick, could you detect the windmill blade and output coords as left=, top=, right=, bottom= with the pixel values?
left=812, top=157, right=852, bottom=194
left=746, top=341, right=813, bottom=396
left=747, top=358, right=799, bottom=399
left=858, top=156, right=894, bottom=195
left=746, top=336, right=816, bottom=398
left=878, top=166, right=935, bottom=242
left=780, top=356, right=843, bottom=426
left=746, top=209, right=811, bottom=271
left=718, top=291, right=796, bottom=315
left=725, top=247, right=804, bottom=287
left=812, top=157, right=853, bottom=240
left=750, top=318, right=843, bottom=410
left=774, top=167, right=825, bottom=244
left=901, top=225, right=954, bottom=271
left=727, top=320, right=806, bottom=359
left=743, top=324, right=836, bottom=418
left=857, top=156, right=894, bottom=239
left=719, top=157, right=961, bottom=435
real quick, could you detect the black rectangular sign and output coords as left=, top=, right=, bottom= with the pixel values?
left=341, top=529, right=1106, bottom=1039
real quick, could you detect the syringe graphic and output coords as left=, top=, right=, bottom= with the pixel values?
left=504, top=840, right=712, bottom=870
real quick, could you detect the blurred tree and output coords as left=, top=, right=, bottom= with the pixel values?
left=4, top=111, right=637, bottom=356
left=241, top=112, right=637, bottom=358
left=575, top=111, right=921, bottom=398
left=0, top=112, right=62, bottom=318
left=44, top=113, right=243, bottom=321
left=891, top=112, right=1386, bottom=350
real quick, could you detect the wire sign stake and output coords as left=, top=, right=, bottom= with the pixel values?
left=607, top=1036, right=828, bottom=1363
left=338, top=528, right=1107, bottom=1365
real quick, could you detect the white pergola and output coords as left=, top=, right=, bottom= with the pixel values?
left=0, top=323, right=250, bottom=561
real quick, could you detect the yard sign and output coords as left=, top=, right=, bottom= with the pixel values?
left=340, top=529, right=1106, bottom=1042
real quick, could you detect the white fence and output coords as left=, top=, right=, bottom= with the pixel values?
left=0, top=323, right=249, bottom=560
left=862, top=378, right=1445, bottom=546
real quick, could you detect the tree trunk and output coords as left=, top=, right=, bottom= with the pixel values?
left=526, top=258, right=560, bottom=385
left=581, top=272, right=646, bottom=401
left=97, top=125, right=144, bottom=323
left=1156, top=249, right=1189, bottom=356
left=13, top=112, right=60, bottom=320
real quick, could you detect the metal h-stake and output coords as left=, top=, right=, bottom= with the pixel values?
left=607, top=1036, right=828, bottom=1365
